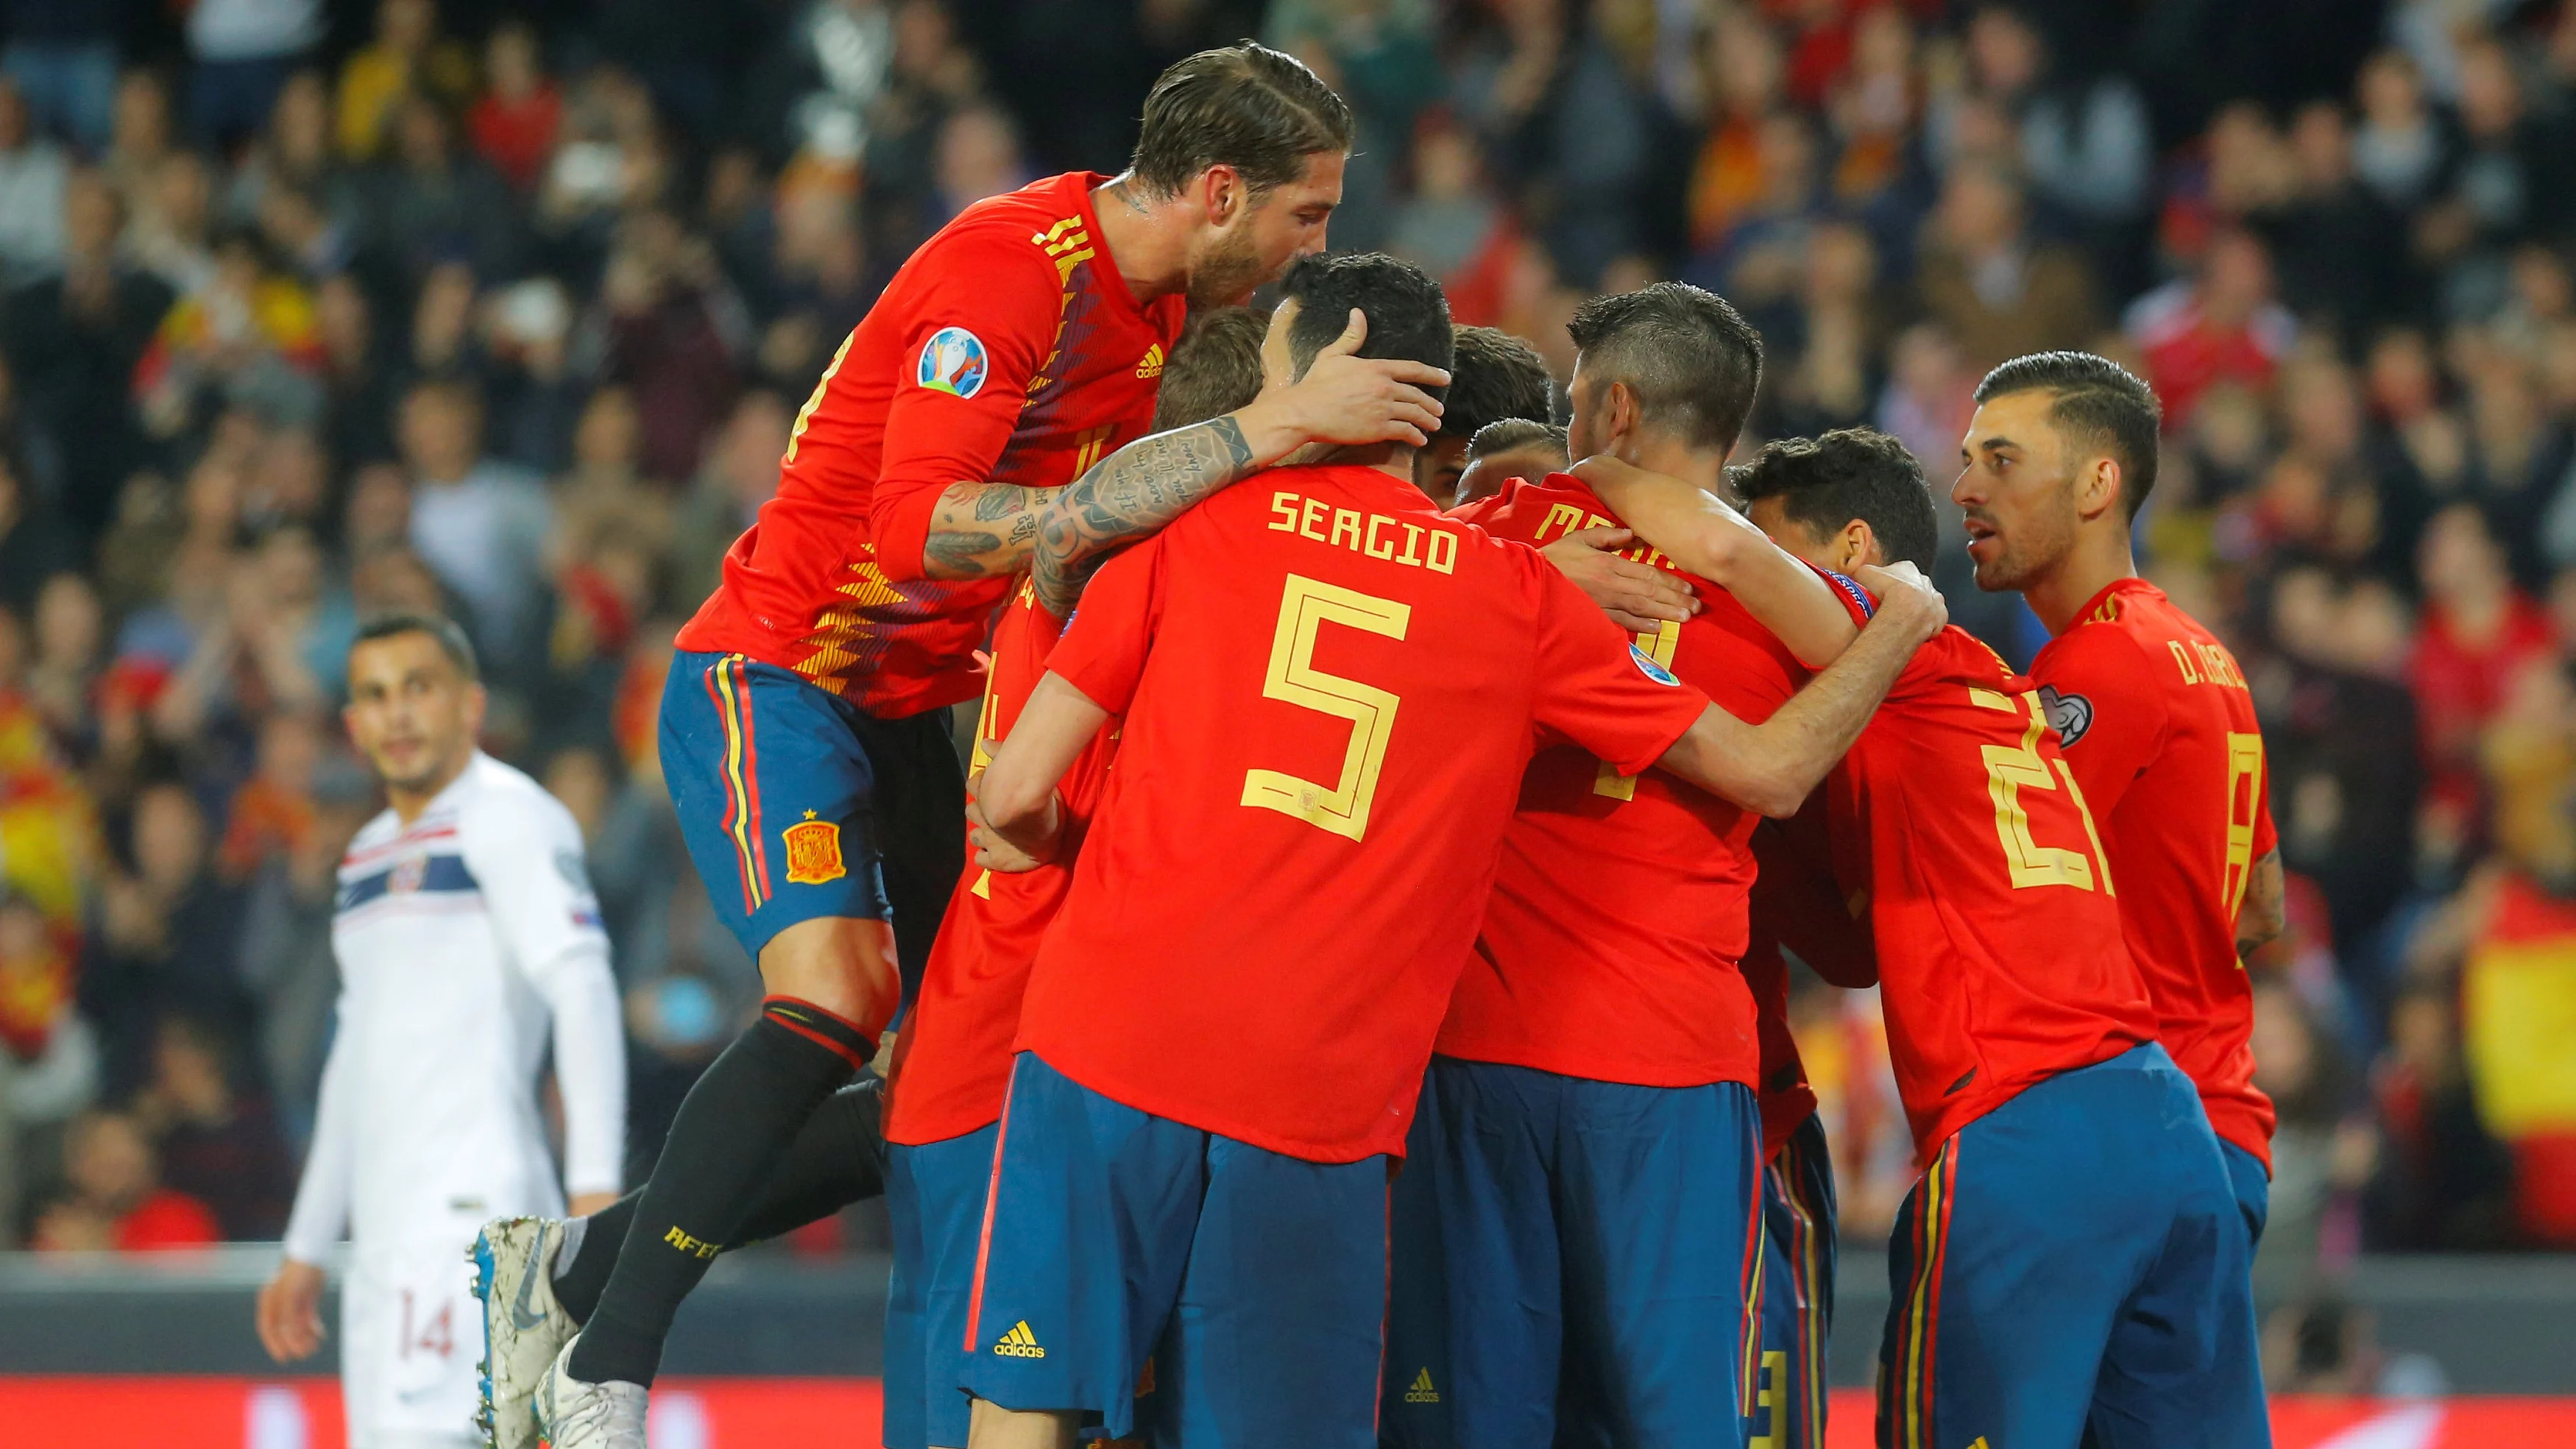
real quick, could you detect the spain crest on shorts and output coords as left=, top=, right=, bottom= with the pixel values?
left=782, top=810, right=848, bottom=885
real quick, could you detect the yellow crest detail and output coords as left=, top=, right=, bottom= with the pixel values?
left=782, top=815, right=847, bottom=885
left=1404, top=1368, right=1439, bottom=1403
left=1136, top=343, right=1166, bottom=379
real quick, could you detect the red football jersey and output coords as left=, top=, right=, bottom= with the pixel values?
left=883, top=582, right=1117, bottom=1147
left=1822, top=626, right=2157, bottom=1161
left=1016, top=464, right=1716, bottom=1163
left=1433, top=475, right=1802, bottom=1089
left=2031, top=578, right=2280, bottom=1168
left=676, top=171, right=1185, bottom=718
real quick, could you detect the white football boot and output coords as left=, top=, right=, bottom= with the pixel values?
left=534, top=1336, right=649, bottom=1449
left=469, top=1217, right=579, bottom=1449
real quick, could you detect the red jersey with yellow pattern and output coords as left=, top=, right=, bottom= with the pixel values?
left=2030, top=578, right=2280, bottom=1169
left=1433, top=475, right=1803, bottom=1090
left=1016, top=464, right=1716, bottom=1163
left=676, top=171, right=1186, bottom=718
left=1822, top=626, right=2157, bottom=1162
left=883, top=582, right=1118, bottom=1146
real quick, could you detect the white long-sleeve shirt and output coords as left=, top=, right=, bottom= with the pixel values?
left=283, top=753, right=625, bottom=1264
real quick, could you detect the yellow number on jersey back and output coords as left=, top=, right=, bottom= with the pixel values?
left=2221, top=731, right=2264, bottom=922
left=1242, top=575, right=1410, bottom=841
left=1594, top=618, right=1680, bottom=801
left=1970, top=687, right=2115, bottom=893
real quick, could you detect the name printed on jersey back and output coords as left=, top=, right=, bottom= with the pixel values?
left=1265, top=489, right=1460, bottom=575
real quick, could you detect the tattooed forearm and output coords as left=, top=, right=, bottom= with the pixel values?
left=921, top=484, right=1055, bottom=578
left=1032, top=417, right=1258, bottom=617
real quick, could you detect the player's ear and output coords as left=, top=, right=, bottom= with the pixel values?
left=1201, top=164, right=1245, bottom=226
left=1841, top=519, right=1878, bottom=572
left=2076, top=455, right=2123, bottom=522
left=1602, top=381, right=1640, bottom=454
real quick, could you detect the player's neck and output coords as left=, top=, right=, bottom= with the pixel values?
left=2026, top=530, right=2139, bottom=637
left=386, top=749, right=474, bottom=824
left=1289, top=440, right=1413, bottom=481
left=1618, top=434, right=1724, bottom=497
left=1092, top=174, right=1189, bottom=302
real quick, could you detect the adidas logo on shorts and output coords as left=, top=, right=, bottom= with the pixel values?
left=994, top=1320, right=1047, bottom=1358
left=1404, top=1368, right=1439, bottom=1403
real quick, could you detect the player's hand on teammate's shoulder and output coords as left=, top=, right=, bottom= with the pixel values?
left=1541, top=526, right=1699, bottom=632
left=1853, top=561, right=1946, bottom=645
left=255, top=1257, right=328, bottom=1364
left=968, top=795, right=1055, bottom=873
left=1243, top=307, right=1451, bottom=453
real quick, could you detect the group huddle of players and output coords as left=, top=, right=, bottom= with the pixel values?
left=466, top=42, right=2285, bottom=1449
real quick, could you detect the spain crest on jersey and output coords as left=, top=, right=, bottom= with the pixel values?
left=782, top=811, right=848, bottom=885
left=918, top=325, right=989, bottom=398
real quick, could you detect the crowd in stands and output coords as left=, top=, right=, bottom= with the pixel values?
left=0, top=0, right=2572, bottom=1309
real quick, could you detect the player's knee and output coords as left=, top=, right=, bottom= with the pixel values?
left=966, top=1397, right=1080, bottom=1449
left=757, top=914, right=898, bottom=1020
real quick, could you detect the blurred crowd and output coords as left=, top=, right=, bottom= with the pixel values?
left=1, top=0, right=2573, bottom=1314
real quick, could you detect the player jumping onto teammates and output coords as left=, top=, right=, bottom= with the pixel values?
left=1605, top=427, right=2268, bottom=1448
left=258, top=615, right=624, bottom=1449
left=1384, top=282, right=1864, bottom=1449
left=1955, top=352, right=2287, bottom=1256
left=481, top=43, right=1457, bottom=1449
left=960, top=253, right=1945, bottom=1449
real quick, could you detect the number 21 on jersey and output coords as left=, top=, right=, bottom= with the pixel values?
left=1970, top=687, right=2115, bottom=893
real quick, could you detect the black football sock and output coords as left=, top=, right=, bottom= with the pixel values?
left=565, top=998, right=871, bottom=1386
left=551, top=1077, right=889, bottom=1327
left=729, top=1073, right=890, bottom=1245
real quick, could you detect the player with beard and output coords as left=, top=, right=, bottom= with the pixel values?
left=478, top=45, right=1454, bottom=1449
left=1953, top=351, right=2286, bottom=1272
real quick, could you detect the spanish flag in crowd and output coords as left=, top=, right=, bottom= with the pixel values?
left=2464, top=871, right=2576, bottom=1244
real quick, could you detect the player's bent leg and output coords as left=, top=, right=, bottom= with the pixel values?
left=1555, top=1075, right=1765, bottom=1448
left=2218, top=1138, right=2271, bottom=1250
left=1155, top=1132, right=1389, bottom=1449
left=1383, top=1057, right=1563, bottom=1449
left=959, top=1053, right=1202, bottom=1441
left=1750, top=1115, right=1836, bottom=1449
left=2086, top=1054, right=2273, bottom=1449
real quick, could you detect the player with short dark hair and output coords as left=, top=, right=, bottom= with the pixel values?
left=1385, top=281, right=1868, bottom=1449
left=1148, top=306, right=1270, bottom=432
left=1452, top=418, right=1568, bottom=508
left=486, top=44, right=1451, bottom=1449
left=1564, top=282, right=1766, bottom=453
left=958, top=255, right=1945, bottom=1449
left=1415, top=324, right=1554, bottom=502
left=1731, top=429, right=1942, bottom=573
left=1619, top=425, right=2267, bottom=1449
left=1957, top=351, right=2286, bottom=1265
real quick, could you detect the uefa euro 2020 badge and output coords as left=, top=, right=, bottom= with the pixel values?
left=1629, top=641, right=1682, bottom=687
left=918, top=326, right=989, bottom=399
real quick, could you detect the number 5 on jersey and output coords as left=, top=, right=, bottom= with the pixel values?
left=1242, top=575, right=1409, bottom=842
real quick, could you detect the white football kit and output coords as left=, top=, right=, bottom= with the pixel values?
left=282, top=754, right=626, bottom=1448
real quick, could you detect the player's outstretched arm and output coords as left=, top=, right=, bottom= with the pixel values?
left=974, top=671, right=1115, bottom=867
left=1655, top=563, right=1943, bottom=816
left=1572, top=455, right=1859, bottom=667
left=1027, top=308, right=1449, bottom=616
left=2238, top=848, right=2287, bottom=964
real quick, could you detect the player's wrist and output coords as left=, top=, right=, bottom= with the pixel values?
left=1229, top=394, right=1305, bottom=467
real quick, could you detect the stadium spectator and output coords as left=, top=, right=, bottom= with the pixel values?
left=0, top=78, right=68, bottom=285
left=396, top=378, right=550, bottom=674
left=1914, top=160, right=2101, bottom=371
left=32, top=1106, right=219, bottom=1251
left=336, top=0, right=475, bottom=163
left=133, top=1013, right=293, bottom=1239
